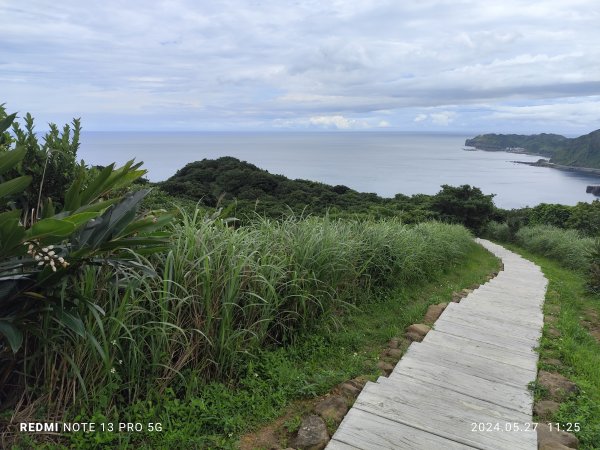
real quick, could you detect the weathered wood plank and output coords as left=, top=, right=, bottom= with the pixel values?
left=401, top=342, right=535, bottom=388
left=327, top=409, right=471, bottom=450
left=432, top=319, right=537, bottom=352
left=326, top=438, right=361, bottom=449
left=422, top=329, right=538, bottom=371
left=354, top=380, right=537, bottom=449
left=460, top=297, right=544, bottom=315
left=387, top=358, right=534, bottom=414
left=444, top=302, right=542, bottom=328
left=442, top=303, right=541, bottom=329
left=435, top=312, right=540, bottom=342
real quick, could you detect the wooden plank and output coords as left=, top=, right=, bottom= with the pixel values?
left=326, top=438, right=361, bottom=449
left=432, top=319, right=538, bottom=352
left=469, top=286, right=545, bottom=298
left=471, top=286, right=546, bottom=299
left=435, top=313, right=540, bottom=342
left=377, top=375, right=531, bottom=420
left=422, top=329, right=538, bottom=371
left=353, top=380, right=537, bottom=449
left=328, top=409, right=471, bottom=450
left=387, top=358, right=534, bottom=414
left=461, top=295, right=544, bottom=312
left=441, top=303, right=542, bottom=332
left=445, top=302, right=542, bottom=327
left=400, top=343, right=535, bottom=388
left=459, top=298, right=543, bottom=315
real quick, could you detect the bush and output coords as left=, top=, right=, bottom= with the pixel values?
left=587, top=240, right=600, bottom=293
left=514, top=225, right=593, bottom=271
left=484, top=221, right=511, bottom=242
left=430, top=184, right=495, bottom=234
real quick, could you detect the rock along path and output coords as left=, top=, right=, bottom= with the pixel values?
left=327, top=239, right=547, bottom=450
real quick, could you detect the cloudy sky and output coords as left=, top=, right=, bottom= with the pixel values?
left=1, top=0, right=599, bottom=134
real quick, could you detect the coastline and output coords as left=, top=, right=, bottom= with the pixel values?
left=463, top=145, right=549, bottom=158
left=511, top=159, right=600, bottom=176
left=465, top=145, right=600, bottom=176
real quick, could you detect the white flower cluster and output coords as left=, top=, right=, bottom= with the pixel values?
left=25, top=242, right=69, bottom=272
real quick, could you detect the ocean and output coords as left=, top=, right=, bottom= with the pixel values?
left=78, top=132, right=600, bottom=209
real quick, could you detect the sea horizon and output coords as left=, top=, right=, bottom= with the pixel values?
left=78, top=131, right=600, bottom=209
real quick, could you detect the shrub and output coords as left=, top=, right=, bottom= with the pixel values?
left=484, top=221, right=511, bottom=242
left=430, top=184, right=495, bottom=234
left=514, top=225, right=593, bottom=271
left=586, top=239, right=600, bottom=293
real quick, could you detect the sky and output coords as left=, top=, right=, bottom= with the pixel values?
left=1, top=0, right=599, bottom=134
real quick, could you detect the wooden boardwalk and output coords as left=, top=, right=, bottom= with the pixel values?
left=327, top=239, right=547, bottom=450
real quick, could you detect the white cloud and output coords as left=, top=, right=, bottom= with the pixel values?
left=488, top=98, right=600, bottom=127
left=309, top=115, right=355, bottom=129
left=413, top=111, right=457, bottom=126
left=1, top=0, right=599, bottom=132
left=430, top=111, right=456, bottom=126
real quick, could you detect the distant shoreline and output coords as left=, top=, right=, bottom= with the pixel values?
left=511, top=159, right=600, bottom=176
left=465, top=145, right=600, bottom=177
left=463, top=145, right=548, bottom=158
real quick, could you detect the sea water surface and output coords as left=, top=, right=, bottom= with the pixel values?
left=78, top=132, right=600, bottom=209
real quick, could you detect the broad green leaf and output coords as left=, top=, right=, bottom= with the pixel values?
left=28, top=218, right=75, bottom=239
left=78, top=164, right=115, bottom=205
left=76, top=190, right=148, bottom=249
left=119, top=213, right=173, bottom=237
left=0, top=113, right=17, bottom=134
left=0, top=217, right=26, bottom=254
left=61, top=212, right=100, bottom=229
left=0, top=209, right=20, bottom=226
left=0, top=146, right=27, bottom=175
left=63, top=167, right=86, bottom=211
left=0, top=175, right=32, bottom=199
left=73, top=198, right=118, bottom=215
left=0, top=320, right=23, bottom=353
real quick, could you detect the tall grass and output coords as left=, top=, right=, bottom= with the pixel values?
left=11, top=212, right=473, bottom=421
left=485, top=222, right=593, bottom=271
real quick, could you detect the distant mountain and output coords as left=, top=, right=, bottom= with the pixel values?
left=551, top=129, right=600, bottom=168
left=464, top=133, right=568, bottom=157
left=159, top=156, right=399, bottom=217
left=465, top=129, right=600, bottom=169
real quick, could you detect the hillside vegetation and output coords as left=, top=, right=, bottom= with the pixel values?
left=159, top=156, right=496, bottom=232
left=465, top=133, right=568, bottom=156
left=465, top=129, right=600, bottom=169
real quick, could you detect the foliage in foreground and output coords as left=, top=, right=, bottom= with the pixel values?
left=9, top=228, right=492, bottom=449
left=0, top=109, right=172, bottom=415
left=3, top=214, right=473, bottom=442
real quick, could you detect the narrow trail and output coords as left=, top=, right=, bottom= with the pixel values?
left=327, top=239, right=547, bottom=450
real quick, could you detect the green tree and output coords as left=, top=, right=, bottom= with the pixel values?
left=431, top=184, right=495, bottom=234
left=528, top=203, right=572, bottom=229
left=0, top=105, right=81, bottom=218
left=567, top=201, right=600, bottom=236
